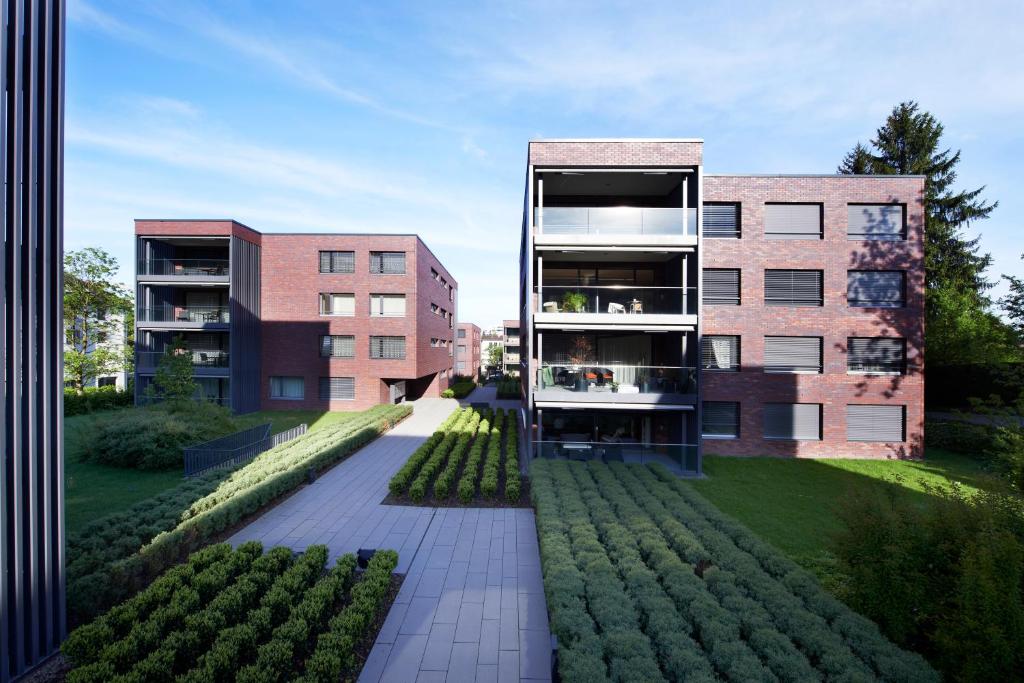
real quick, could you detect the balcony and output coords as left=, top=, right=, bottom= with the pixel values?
left=137, top=304, right=230, bottom=328
left=535, top=285, right=696, bottom=330
left=137, top=350, right=230, bottom=373
left=536, top=207, right=697, bottom=237
left=536, top=440, right=698, bottom=474
left=138, top=258, right=229, bottom=281
left=535, top=363, right=696, bottom=406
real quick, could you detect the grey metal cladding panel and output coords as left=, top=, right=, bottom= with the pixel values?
left=764, top=336, right=822, bottom=373
left=764, top=403, right=822, bottom=440
left=847, top=404, right=905, bottom=442
left=847, top=204, right=905, bottom=239
left=2, top=1, right=67, bottom=680
left=230, top=236, right=261, bottom=414
left=764, top=203, right=822, bottom=239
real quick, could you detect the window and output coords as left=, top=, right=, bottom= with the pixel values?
left=703, top=402, right=740, bottom=438
left=847, top=405, right=905, bottom=442
left=370, top=251, right=405, bottom=274
left=319, top=377, right=355, bottom=400
left=848, top=204, right=905, bottom=240
left=457, top=344, right=467, bottom=357
left=703, top=203, right=740, bottom=238
left=848, top=337, right=906, bottom=374
left=320, top=293, right=355, bottom=316
left=319, top=251, right=355, bottom=274
left=765, top=270, right=823, bottom=307
left=764, top=337, right=822, bottom=373
left=703, top=269, right=741, bottom=305
left=457, top=329, right=466, bottom=339
left=848, top=271, right=906, bottom=307
left=431, top=303, right=439, bottom=315
left=319, top=335, right=355, bottom=358
left=701, top=335, right=740, bottom=371
left=370, top=294, right=406, bottom=317
left=764, top=403, right=821, bottom=440
left=98, top=377, right=116, bottom=387
left=764, top=203, right=823, bottom=239
left=370, top=335, right=405, bottom=359
left=457, top=361, right=466, bottom=371
left=270, top=376, right=304, bottom=400
left=431, top=267, right=439, bottom=281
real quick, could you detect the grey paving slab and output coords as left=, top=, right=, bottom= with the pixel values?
left=226, top=398, right=552, bottom=683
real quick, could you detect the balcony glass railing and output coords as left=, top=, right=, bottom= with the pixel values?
left=537, top=363, right=696, bottom=394
left=138, top=305, right=230, bottom=324
left=536, top=207, right=697, bottom=236
left=538, top=285, right=697, bottom=315
left=137, top=350, right=229, bottom=368
left=536, top=440, right=699, bottom=472
left=139, top=258, right=229, bottom=277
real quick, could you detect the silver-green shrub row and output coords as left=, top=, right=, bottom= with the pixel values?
left=504, top=411, right=521, bottom=502
left=479, top=408, right=505, bottom=498
left=429, top=409, right=481, bottom=500
left=409, top=408, right=475, bottom=502
left=531, top=460, right=938, bottom=682
left=66, top=404, right=410, bottom=624
left=457, top=413, right=493, bottom=503
left=388, top=407, right=465, bottom=495
left=64, top=542, right=399, bottom=682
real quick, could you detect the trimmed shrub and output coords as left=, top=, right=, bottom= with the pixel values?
left=64, top=385, right=132, bottom=416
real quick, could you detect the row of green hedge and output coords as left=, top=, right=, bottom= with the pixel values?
left=66, top=404, right=411, bottom=624
left=440, top=380, right=477, bottom=399
left=530, top=459, right=937, bottom=682
left=64, top=385, right=132, bottom=416
left=63, top=542, right=398, bottom=682
left=495, top=378, right=519, bottom=399
left=388, top=406, right=521, bottom=505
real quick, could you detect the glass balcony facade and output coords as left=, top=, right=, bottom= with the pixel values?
left=537, top=363, right=696, bottom=395
left=538, top=285, right=696, bottom=315
left=138, top=304, right=230, bottom=324
left=536, top=207, right=697, bottom=236
left=138, top=258, right=229, bottom=277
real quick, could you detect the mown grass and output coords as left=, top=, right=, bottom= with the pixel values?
left=64, top=408, right=360, bottom=535
left=687, top=447, right=994, bottom=583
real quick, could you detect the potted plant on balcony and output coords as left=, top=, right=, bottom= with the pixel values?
left=561, top=291, right=589, bottom=313
left=610, top=381, right=619, bottom=393
left=568, top=335, right=594, bottom=392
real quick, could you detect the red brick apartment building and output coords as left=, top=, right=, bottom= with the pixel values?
left=134, top=220, right=457, bottom=412
left=456, top=322, right=481, bottom=377
left=519, top=139, right=924, bottom=474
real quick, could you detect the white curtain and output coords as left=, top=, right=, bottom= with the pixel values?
left=595, top=335, right=651, bottom=386
left=711, top=337, right=732, bottom=369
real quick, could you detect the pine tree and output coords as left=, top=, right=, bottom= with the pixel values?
left=840, top=101, right=996, bottom=297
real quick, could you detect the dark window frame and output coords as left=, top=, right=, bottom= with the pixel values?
left=318, top=250, right=355, bottom=274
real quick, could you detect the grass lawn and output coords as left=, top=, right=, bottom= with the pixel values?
left=64, top=407, right=361, bottom=535
left=687, top=447, right=994, bottom=581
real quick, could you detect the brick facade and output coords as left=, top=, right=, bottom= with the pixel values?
left=456, top=322, right=481, bottom=376
left=528, top=139, right=703, bottom=167
left=702, top=175, right=925, bottom=458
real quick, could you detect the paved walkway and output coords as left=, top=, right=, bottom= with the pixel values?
left=229, top=398, right=551, bottom=683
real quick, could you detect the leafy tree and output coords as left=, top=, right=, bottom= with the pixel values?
left=486, top=343, right=503, bottom=369
left=63, top=248, right=133, bottom=391
left=146, top=336, right=196, bottom=402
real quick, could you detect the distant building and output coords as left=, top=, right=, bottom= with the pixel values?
left=481, top=326, right=504, bottom=374
left=502, top=319, right=520, bottom=375
left=134, top=220, right=457, bottom=412
left=456, top=322, right=481, bottom=377
left=65, top=310, right=131, bottom=390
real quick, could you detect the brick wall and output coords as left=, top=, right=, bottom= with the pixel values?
left=702, top=175, right=925, bottom=458
left=528, top=140, right=702, bottom=167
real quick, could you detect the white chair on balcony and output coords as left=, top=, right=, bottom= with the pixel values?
left=543, top=301, right=561, bottom=313
left=607, top=302, right=626, bottom=314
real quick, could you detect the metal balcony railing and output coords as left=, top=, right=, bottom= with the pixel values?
left=535, top=440, right=699, bottom=472
left=538, top=285, right=697, bottom=315
left=536, top=363, right=697, bottom=394
left=138, top=305, right=230, bottom=324
left=137, top=350, right=229, bottom=369
left=138, top=258, right=229, bottom=277
left=536, top=207, right=697, bottom=236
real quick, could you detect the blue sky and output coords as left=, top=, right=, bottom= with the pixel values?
left=67, top=0, right=1024, bottom=329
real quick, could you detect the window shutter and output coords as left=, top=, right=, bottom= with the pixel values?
left=703, top=203, right=740, bottom=238
left=370, top=336, right=405, bottom=359
left=319, top=377, right=355, bottom=400
left=765, top=204, right=822, bottom=239
left=703, top=269, right=741, bottom=305
left=764, top=337, right=822, bottom=373
left=765, top=270, right=823, bottom=306
left=332, top=251, right=354, bottom=273
left=847, top=271, right=905, bottom=307
left=701, top=335, right=739, bottom=371
left=848, top=338, right=905, bottom=373
left=764, top=403, right=821, bottom=440
left=321, top=335, right=354, bottom=358
left=847, top=205, right=904, bottom=240
left=319, top=251, right=331, bottom=273
left=702, top=401, right=739, bottom=437
left=847, top=405, right=904, bottom=442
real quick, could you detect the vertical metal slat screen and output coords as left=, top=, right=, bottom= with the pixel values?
left=764, top=203, right=822, bottom=239
left=2, top=1, right=67, bottom=680
left=702, top=268, right=740, bottom=305
left=764, top=337, right=822, bottom=373
left=847, top=405, right=905, bottom=442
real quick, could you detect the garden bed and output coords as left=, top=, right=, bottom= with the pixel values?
left=61, top=542, right=401, bottom=683
left=386, top=406, right=528, bottom=507
left=532, top=458, right=938, bottom=682
left=66, top=403, right=411, bottom=625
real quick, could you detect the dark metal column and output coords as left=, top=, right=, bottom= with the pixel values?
left=2, top=0, right=67, bottom=680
